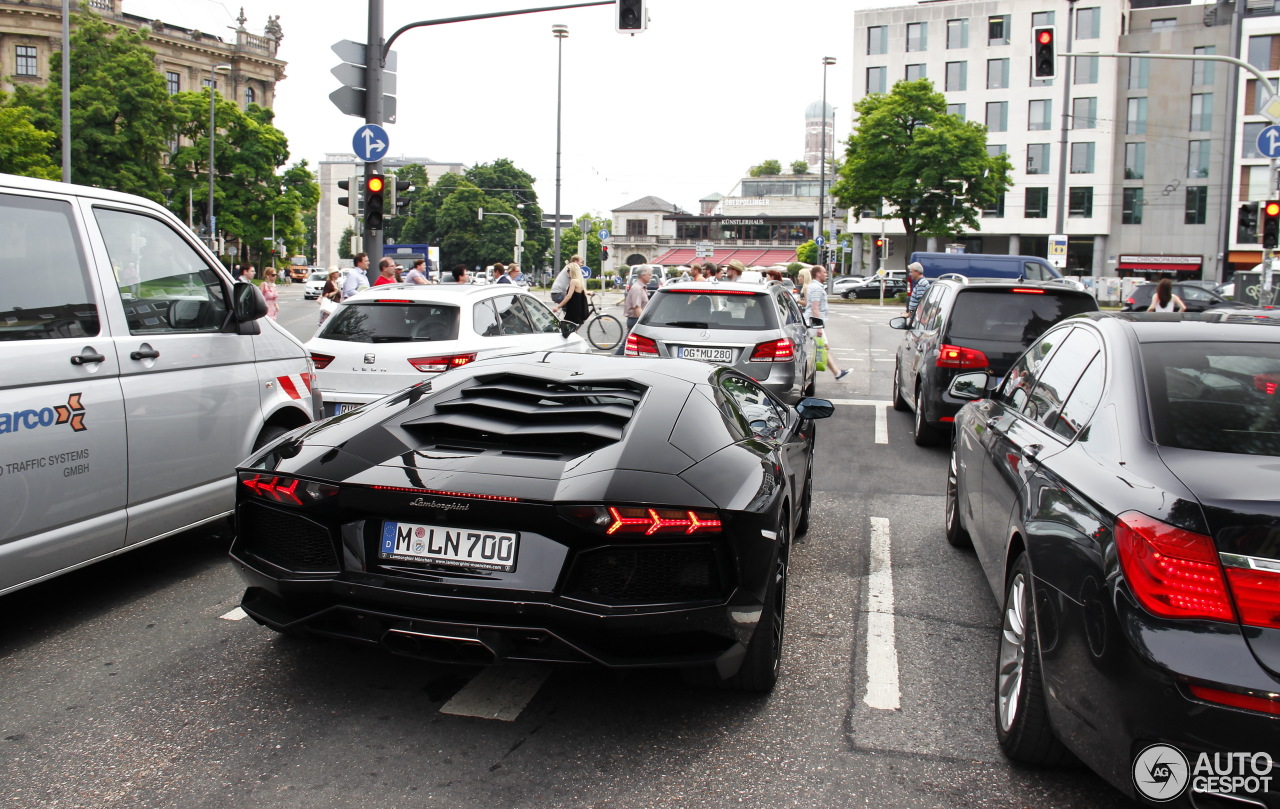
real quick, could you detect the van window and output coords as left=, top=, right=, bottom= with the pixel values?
left=93, top=208, right=228, bottom=334
left=0, top=193, right=98, bottom=341
left=1023, top=262, right=1049, bottom=280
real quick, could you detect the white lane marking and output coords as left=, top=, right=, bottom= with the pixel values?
left=440, top=662, right=552, bottom=721
left=220, top=607, right=248, bottom=621
left=828, top=399, right=891, bottom=444
left=864, top=516, right=901, bottom=711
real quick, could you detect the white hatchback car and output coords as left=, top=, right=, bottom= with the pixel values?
left=303, top=270, right=329, bottom=300
left=307, top=283, right=590, bottom=417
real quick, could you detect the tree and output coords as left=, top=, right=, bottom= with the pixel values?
left=338, top=226, right=355, bottom=260
left=832, top=79, right=1012, bottom=254
left=796, top=240, right=818, bottom=265
left=466, top=158, right=547, bottom=271
left=749, top=160, right=783, bottom=177
left=0, top=93, right=59, bottom=180
left=382, top=163, right=429, bottom=244
left=560, top=213, right=610, bottom=276
left=791, top=161, right=809, bottom=175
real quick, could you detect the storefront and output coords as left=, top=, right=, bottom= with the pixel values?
left=1116, top=254, right=1202, bottom=280
left=671, top=215, right=814, bottom=243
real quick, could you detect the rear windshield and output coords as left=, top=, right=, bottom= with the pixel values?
left=946, top=290, right=1096, bottom=345
left=1144, top=340, right=1280, bottom=456
left=319, top=302, right=460, bottom=343
left=642, top=290, right=776, bottom=330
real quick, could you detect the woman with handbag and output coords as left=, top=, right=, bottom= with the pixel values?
left=318, top=269, right=341, bottom=326
left=261, top=268, right=280, bottom=319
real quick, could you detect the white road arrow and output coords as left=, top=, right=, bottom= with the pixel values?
left=361, top=127, right=386, bottom=156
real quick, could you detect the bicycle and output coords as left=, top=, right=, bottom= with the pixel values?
left=571, top=294, right=624, bottom=351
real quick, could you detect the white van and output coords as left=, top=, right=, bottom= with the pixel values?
left=0, top=173, right=320, bottom=595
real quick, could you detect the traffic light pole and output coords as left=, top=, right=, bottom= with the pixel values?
left=362, top=0, right=386, bottom=274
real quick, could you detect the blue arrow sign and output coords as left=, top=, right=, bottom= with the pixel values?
left=815, top=236, right=826, bottom=247
left=581, top=265, right=593, bottom=279
left=353, top=124, right=389, bottom=162
left=598, top=229, right=610, bottom=240
left=1259, top=125, right=1280, bottom=159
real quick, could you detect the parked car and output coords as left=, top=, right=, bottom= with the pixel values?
left=303, top=270, right=329, bottom=300
left=1122, top=281, right=1241, bottom=312
left=947, top=311, right=1280, bottom=806
left=0, top=172, right=317, bottom=596
left=625, top=281, right=817, bottom=404
left=832, top=275, right=866, bottom=294
left=306, top=283, right=588, bottom=418
left=843, top=277, right=907, bottom=299
left=889, top=277, right=1099, bottom=445
left=230, top=353, right=835, bottom=691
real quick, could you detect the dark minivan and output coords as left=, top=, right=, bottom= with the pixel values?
left=909, top=251, right=1063, bottom=281
left=890, top=278, right=1098, bottom=445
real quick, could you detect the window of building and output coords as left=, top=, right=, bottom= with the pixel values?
left=983, top=193, right=1005, bottom=218
left=1031, top=11, right=1055, bottom=27
left=1025, top=187, right=1049, bottom=219
left=987, top=144, right=1007, bottom=158
left=986, top=101, right=1008, bottom=132
left=1185, top=186, right=1208, bottom=225
left=867, top=25, right=888, bottom=56
left=1027, top=143, right=1051, bottom=175
left=202, top=77, right=214, bottom=89
left=947, top=18, right=968, bottom=49
left=1127, top=97, right=1147, bottom=135
left=1243, top=165, right=1273, bottom=201
left=1074, top=56, right=1098, bottom=85
left=907, top=22, right=927, bottom=52
left=988, top=15, right=1010, bottom=45
left=1246, top=79, right=1269, bottom=116
left=244, top=87, right=256, bottom=107
left=1151, top=18, right=1176, bottom=31
left=1193, top=46, right=1215, bottom=85
left=166, top=71, right=180, bottom=94
left=1072, top=97, right=1097, bottom=129
left=1076, top=7, right=1100, bottom=39
left=1069, top=187, right=1094, bottom=218
left=626, top=219, right=648, bottom=236
left=987, top=58, right=1009, bottom=89
left=1123, top=188, right=1144, bottom=225
left=1128, top=55, right=1149, bottom=90
left=1190, top=93, right=1213, bottom=132
left=947, top=103, right=967, bottom=119
left=1247, top=35, right=1276, bottom=71
left=1187, top=140, right=1210, bottom=179
left=1070, top=142, right=1095, bottom=174
left=1028, top=99, right=1052, bottom=131
left=1125, top=142, right=1145, bottom=179
left=867, top=66, right=887, bottom=94
left=906, top=63, right=926, bottom=81
left=945, top=61, right=967, bottom=92
left=15, top=45, right=37, bottom=77
left=1243, top=121, right=1267, bottom=159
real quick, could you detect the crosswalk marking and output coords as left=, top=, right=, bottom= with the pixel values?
left=440, top=662, right=552, bottom=721
left=864, top=516, right=901, bottom=710
left=219, top=607, right=248, bottom=621
left=828, top=399, right=892, bottom=444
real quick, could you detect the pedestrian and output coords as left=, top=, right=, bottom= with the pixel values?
left=617, top=266, right=652, bottom=354
left=318, top=269, right=341, bottom=326
left=450, top=264, right=470, bottom=284
left=550, top=255, right=580, bottom=305
left=343, top=253, right=370, bottom=300
left=497, top=265, right=520, bottom=285
left=553, top=262, right=589, bottom=325
left=703, top=261, right=722, bottom=281
left=405, top=258, right=430, bottom=285
left=241, top=263, right=256, bottom=284
left=689, top=264, right=707, bottom=283
left=1147, top=278, right=1187, bottom=312
left=491, top=262, right=506, bottom=282
left=906, top=262, right=930, bottom=320
left=373, top=257, right=399, bottom=286
left=261, top=268, right=279, bottom=319
left=725, top=259, right=746, bottom=282
left=507, top=262, right=524, bottom=285
left=796, top=267, right=812, bottom=308
left=765, top=269, right=784, bottom=285
left=808, top=266, right=850, bottom=382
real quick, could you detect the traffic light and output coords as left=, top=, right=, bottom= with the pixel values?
left=337, top=174, right=361, bottom=216
left=365, top=173, right=385, bottom=230
left=386, top=174, right=412, bottom=217
left=1264, top=200, right=1280, bottom=249
left=1238, top=202, right=1260, bottom=244
left=601, top=246, right=609, bottom=261
left=1033, top=27, right=1055, bottom=80
left=616, top=0, right=646, bottom=32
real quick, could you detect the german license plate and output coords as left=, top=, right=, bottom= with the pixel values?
left=679, top=346, right=733, bottom=363
left=379, top=521, right=518, bottom=572
left=328, top=402, right=361, bottom=417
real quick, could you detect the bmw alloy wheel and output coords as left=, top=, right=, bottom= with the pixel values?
left=997, top=572, right=1028, bottom=732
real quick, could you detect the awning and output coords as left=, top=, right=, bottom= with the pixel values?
left=1116, top=254, right=1201, bottom=273
left=652, top=247, right=798, bottom=267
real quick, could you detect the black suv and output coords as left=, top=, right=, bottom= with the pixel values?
left=890, top=278, right=1099, bottom=445
left=1121, top=281, right=1238, bottom=312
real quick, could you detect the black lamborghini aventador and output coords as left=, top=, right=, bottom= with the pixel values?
left=230, top=352, right=834, bottom=692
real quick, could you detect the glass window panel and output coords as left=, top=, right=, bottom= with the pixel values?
left=1077, top=7, right=1100, bottom=39
left=947, top=103, right=967, bottom=119
left=1123, top=188, right=1144, bottom=225
left=1074, top=56, right=1098, bottom=85
left=1068, top=187, right=1093, bottom=218
left=1025, top=187, right=1049, bottom=219
left=1070, top=142, right=1095, bottom=174
left=946, top=61, right=967, bottom=92
left=907, top=22, right=928, bottom=52
left=1028, top=99, right=1052, bottom=131
left=1027, top=143, right=1051, bottom=175
left=906, top=63, right=926, bottom=81
left=867, top=25, right=888, bottom=55
left=1072, top=97, right=1096, bottom=128
left=986, top=101, right=1008, bottom=132
left=1190, top=93, right=1213, bottom=132
left=1128, top=54, right=1149, bottom=89
left=1127, top=97, right=1147, bottom=135
left=987, top=58, right=1008, bottom=89
left=1248, top=35, right=1272, bottom=70
left=866, top=66, right=887, bottom=94
left=947, top=18, right=968, bottom=49
left=0, top=194, right=98, bottom=341
left=1243, top=121, right=1266, bottom=159
left=1193, top=46, right=1216, bottom=84
left=1187, top=140, right=1210, bottom=179
left=1031, top=11, right=1055, bottom=27
left=1185, top=186, right=1208, bottom=225
left=988, top=15, right=1009, bottom=45
left=1125, top=142, right=1145, bottom=179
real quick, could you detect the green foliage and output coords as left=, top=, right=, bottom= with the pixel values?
left=559, top=213, right=610, bottom=273
left=338, top=226, right=354, bottom=260
left=382, top=163, right=429, bottom=243
left=796, top=240, right=817, bottom=265
left=791, top=161, right=809, bottom=175
left=466, top=158, right=547, bottom=271
left=831, top=79, right=1013, bottom=252
left=749, top=159, right=783, bottom=177
left=0, top=94, right=59, bottom=180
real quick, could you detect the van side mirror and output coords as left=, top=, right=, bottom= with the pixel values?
left=232, top=281, right=268, bottom=323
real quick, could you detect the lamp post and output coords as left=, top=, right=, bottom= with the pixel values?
left=207, top=63, right=232, bottom=251
left=479, top=206, right=526, bottom=266
left=552, top=24, right=568, bottom=276
left=818, top=56, right=836, bottom=289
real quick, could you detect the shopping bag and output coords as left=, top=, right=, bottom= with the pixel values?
left=319, top=297, right=338, bottom=315
left=814, top=335, right=828, bottom=372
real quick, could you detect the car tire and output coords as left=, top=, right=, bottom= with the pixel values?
left=945, top=444, right=972, bottom=548
left=995, top=554, right=1073, bottom=765
left=891, top=362, right=909, bottom=412
left=913, top=386, right=942, bottom=446
left=720, top=515, right=789, bottom=693
left=803, top=370, right=816, bottom=399
left=252, top=424, right=291, bottom=452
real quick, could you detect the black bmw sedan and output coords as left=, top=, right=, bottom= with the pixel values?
left=948, top=312, right=1280, bottom=806
left=230, top=353, right=833, bottom=692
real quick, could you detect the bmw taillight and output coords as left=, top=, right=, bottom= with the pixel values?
left=1221, top=559, right=1280, bottom=629
left=311, top=352, right=335, bottom=369
left=625, top=333, right=659, bottom=357
left=749, top=338, right=794, bottom=362
left=561, top=505, right=723, bottom=536
left=1116, top=511, right=1236, bottom=622
left=408, top=352, right=476, bottom=373
left=936, top=344, right=989, bottom=369
left=239, top=472, right=338, bottom=506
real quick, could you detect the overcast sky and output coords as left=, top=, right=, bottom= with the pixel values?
left=125, top=0, right=868, bottom=216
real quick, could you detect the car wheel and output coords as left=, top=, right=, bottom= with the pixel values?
left=252, top=424, right=291, bottom=452
left=945, top=444, right=972, bottom=548
left=796, top=464, right=813, bottom=537
left=913, top=386, right=942, bottom=447
left=720, top=516, right=789, bottom=693
left=995, top=554, right=1072, bottom=765
left=891, top=361, right=909, bottom=412
left=803, top=370, right=816, bottom=398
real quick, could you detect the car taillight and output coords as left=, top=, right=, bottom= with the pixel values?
left=936, top=344, right=989, bottom=369
left=1188, top=683, right=1280, bottom=716
left=1222, top=561, right=1280, bottom=629
left=1115, top=511, right=1236, bottom=622
left=749, top=338, right=794, bottom=362
left=625, top=333, right=659, bottom=357
left=408, top=353, right=476, bottom=373
left=311, top=352, right=335, bottom=370
left=561, top=505, right=722, bottom=536
left=1010, top=288, right=1046, bottom=294
left=239, top=472, right=337, bottom=506
left=1124, top=297, right=1135, bottom=306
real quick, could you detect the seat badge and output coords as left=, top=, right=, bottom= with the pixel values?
left=364, top=353, right=376, bottom=364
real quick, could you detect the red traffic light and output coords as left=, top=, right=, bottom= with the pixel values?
left=1037, top=29, right=1053, bottom=45
left=875, top=238, right=885, bottom=247
left=366, top=175, right=384, bottom=194
left=1266, top=201, right=1280, bottom=217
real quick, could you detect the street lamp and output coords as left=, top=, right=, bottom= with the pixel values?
left=818, top=56, right=836, bottom=288
left=552, top=24, right=568, bottom=276
left=207, top=63, right=232, bottom=250
left=478, top=205, right=526, bottom=266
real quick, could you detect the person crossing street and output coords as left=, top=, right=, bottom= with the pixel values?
left=808, top=266, right=850, bottom=382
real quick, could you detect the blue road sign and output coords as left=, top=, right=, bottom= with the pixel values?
left=353, top=124, right=390, bottom=162
left=815, top=236, right=826, bottom=247
left=581, top=265, right=593, bottom=279
left=1259, top=126, right=1280, bottom=159
left=598, top=229, right=610, bottom=240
